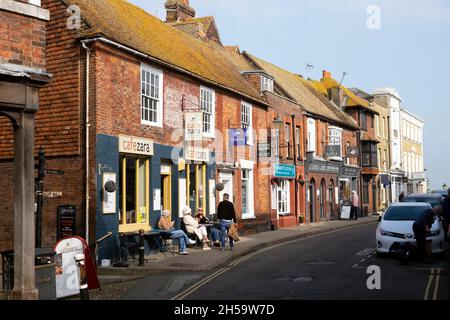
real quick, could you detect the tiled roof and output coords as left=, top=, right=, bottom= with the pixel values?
left=244, top=53, right=358, bottom=129
left=65, top=0, right=265, bottom=105
left=318, top=76, right=378, bottom=114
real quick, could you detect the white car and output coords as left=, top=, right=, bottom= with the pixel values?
left=376, top=202, right=445, bottom=255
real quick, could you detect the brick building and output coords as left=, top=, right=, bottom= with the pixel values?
left=234, top=54, right=360, bottom=224
left=0, top=0, right=279, bottom=260
left=315, top=71, right=380, bottom=216
left=0, top=0, right=51, bottom=256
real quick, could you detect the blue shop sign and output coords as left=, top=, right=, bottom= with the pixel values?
left=273, top=164, right=296, bottom=179
left=229, top=128, right=248, bottom=147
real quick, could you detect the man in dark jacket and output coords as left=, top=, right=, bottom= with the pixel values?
left=442, top=189, right=450, bottom=241
left=217, top=194, right=237, bottom=251
left=412, top=206, right=440, bottom=263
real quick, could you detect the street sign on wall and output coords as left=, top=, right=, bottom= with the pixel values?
left=273, top=164, right=296, bottom=179
left=258, top=141, right=271, bottom=159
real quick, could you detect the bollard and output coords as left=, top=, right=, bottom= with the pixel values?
left=74, top=254, right=90, bottom=300
left=138, top=229, right=145, bottom=267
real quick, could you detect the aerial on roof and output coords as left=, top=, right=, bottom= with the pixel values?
left=64, top=0, right=265, bottom=105
left=243, top=52, right=358, bottom=129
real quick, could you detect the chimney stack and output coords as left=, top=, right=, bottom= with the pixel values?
left=323, top=70, right=332, bottom=79
left=165, top=0, right=196, bottom=23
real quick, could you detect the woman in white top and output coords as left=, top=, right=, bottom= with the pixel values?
left=182, top=207, right=211, bottom=251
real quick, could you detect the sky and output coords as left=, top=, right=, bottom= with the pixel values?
left=130, top=0, right=450, bottom=190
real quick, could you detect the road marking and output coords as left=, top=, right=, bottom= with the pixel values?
left=171, top=222, right=378, bottom=300
left=171, top=266, right=231, bottom=301
left=433, top=269, right=440, bottom=300
left=424, top=268, right=436, bottom=300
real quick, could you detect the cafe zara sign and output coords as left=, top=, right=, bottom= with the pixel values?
left=119, top=135, right=154, bottom=156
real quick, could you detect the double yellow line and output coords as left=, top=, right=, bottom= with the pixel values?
left=171, top=253, right=259, bottom=301
left=424, top=268, right=442, bottom=300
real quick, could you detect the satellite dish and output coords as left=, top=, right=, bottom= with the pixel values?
left=216, top=183, right=224, bottom=192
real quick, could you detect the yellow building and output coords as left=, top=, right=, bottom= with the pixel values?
left=373, top=100, right=392, bottom=211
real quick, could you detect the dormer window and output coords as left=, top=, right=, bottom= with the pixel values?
left=261, top=75, right=274, bottom=93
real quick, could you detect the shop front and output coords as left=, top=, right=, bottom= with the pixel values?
left=271, top=163, right=297, bottom=228
left=306, top=159, right=340, bottom=223
left=94, top=134, right=215, bottom=261
left=339, top=165, right=361, bottom=209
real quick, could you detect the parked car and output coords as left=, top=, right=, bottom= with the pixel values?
left=434, top=190, right=448, bottom=198
left=376, top=202, right=445, bottom=256
left=401, top=193, right=444, bottom=208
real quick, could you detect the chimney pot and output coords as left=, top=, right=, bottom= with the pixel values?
left=323, top=70, right=332, bottom=78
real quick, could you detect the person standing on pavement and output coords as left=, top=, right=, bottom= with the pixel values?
left=399, top=192, right=406, bottom=202
left=412, top=206, right=441, bottom=264
left=217, top=193, right=237, bottom=251
left=442, top=188, right=450, bottom=241
left=158, top=210, right=196, bottom=255
left=351, top=191, right=359, bottom=220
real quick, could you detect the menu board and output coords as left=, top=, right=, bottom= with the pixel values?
left=57, top=205, right=76, bottom=240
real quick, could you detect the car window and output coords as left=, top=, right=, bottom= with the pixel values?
left=402, top=197, right=441, bottom=208
left=384, top=206, right=429, bottom=221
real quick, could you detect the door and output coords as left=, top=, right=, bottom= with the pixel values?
left=161, top=162, right=172, bottom=213
left=309, top=180, right=315, bottom=223
left=329, top=180, right=334, bottom=219
left=320, top=180, right=326, bottom=219
left=219, top=172, right=234, bottom=203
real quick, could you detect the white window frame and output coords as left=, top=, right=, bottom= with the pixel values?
left=200, top=86, right=216, bottom=138
left=241, top=101, right=253, bottom=146
left=141, top=64, right=163, bottom=128
left=240, top=160, right=255, bottom=220
left=328, top=126, right=343, bottom=160
left=307, top=118, right=316, bottom=154
left=261, top=75, right=274, bottom=93
left=277, top=180, right=291, bottom=216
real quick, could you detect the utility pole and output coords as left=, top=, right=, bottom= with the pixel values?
left=35, top=146, right=46, bottom=249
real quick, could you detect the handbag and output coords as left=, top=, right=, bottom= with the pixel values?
left=228, top=224, right=240, bottom=242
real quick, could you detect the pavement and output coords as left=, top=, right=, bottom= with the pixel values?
left=96, top=216, right=380, bottom=285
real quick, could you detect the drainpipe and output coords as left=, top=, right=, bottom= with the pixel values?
left=82, top=41, right=91, bottom=245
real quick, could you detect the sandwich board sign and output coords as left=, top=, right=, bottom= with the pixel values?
left=54, top=237, right=84, bottom=298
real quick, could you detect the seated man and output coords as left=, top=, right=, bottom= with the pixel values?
left=158, top=210, right=196, bottom=255
left=183, top=207, right=211, bottom=251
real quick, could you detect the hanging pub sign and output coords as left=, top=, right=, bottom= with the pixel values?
left=185, top=112, right=203, bottom=141
left=347, top=146, right=359, bottom=158
left=185, top=146, right=210, bottom=162
left=325, top=145, right=341, bottom=159
left=258, top=141, right=271, bottom=159
left=57, top=205, right=76, bottom=240
left=119, top=135, right=154, bottom=156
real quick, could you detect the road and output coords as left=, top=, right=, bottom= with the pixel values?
left=121, top=223, right=449, bottom=300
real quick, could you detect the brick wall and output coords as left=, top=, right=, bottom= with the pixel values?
left=0, top=9, right=46, bottom=69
